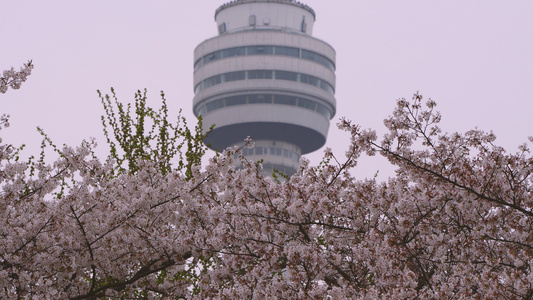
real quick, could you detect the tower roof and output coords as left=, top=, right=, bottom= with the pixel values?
left=215, top=0, right=316, bottom=20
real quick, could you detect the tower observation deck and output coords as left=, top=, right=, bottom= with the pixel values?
left=193, top=0, right=336, bottom=176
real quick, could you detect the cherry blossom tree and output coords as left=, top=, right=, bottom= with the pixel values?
left=1, top=91, right=532, bottom=299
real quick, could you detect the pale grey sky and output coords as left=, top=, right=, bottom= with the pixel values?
left=2, top=1, right=533, bottom=179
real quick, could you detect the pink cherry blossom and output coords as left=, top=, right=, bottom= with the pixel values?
left=0, top=61, right=33, bottom=94
left=1, top=90, right=532, bottom=298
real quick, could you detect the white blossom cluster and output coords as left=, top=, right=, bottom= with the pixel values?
left=0, top=60, right=34, bottom=94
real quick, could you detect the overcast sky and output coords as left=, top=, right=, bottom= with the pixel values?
left=2, top=0, right=532, bottom=179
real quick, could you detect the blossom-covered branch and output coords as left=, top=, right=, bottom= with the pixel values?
left=0, top=60, right=34, bottom=94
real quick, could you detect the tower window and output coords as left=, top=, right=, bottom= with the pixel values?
left=197, top=46, right=335, bottom=71
left=218, top=22, right=226, bottom=34
left=205, top=52, right=222, bottom=63
left=274, top=95, right=296, bottom=106
left=248, top=70, right=273, bottom=79
left=224, top=71, right=246, bottom=82
left=222, top=47, right=246, bottom=58
left=203, top=75, right=221, bottom=89
left=225, top=95, right=247, bottom=107
left=248, top=94, right=273, bottom=104
left=301, top=16, right=307, bottom=33
left=247, top=46, right=274, bottom=55
left=249, top=15, right=256, bottom=26
left=317, top=103, right=331, bottom=119
left=205, top=99, right=225, bottom=113
left=196, top=70, right=334, bottom=95
left=275, top=71, right=298, bottom=81
left=194, top=58, right=202, bottom=70
left=195, top=94, right=333, bottom=119
left=275, top=46, right=299, bottom=57
left=298, top=98, right=316, bottom=110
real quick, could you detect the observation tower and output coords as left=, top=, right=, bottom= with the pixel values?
left=193, top=0, right=336, bottom=176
